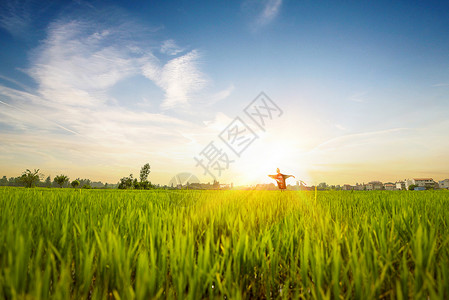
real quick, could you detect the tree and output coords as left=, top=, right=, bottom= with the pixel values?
left=133, top=178, right=140, bottom=189
left=19, top=169, right=43, bottom=188
left=0, top=176, right=7, bottom=186
left=318, top=182, right=328, bottom=190
left=44, top=176, right=52, bottom=188
left=71, top=180, right=80, bottom=188
left=118, top=174, right=134, bottom=189
left=76, top=178, right=92, bottom=188
left=140, top=163, right=151, bottom=182
left=54, top=174, right=69, bottom=188
left=409, top=184, right=417, bottom=191
left=8, top=177, right=20, bottom=186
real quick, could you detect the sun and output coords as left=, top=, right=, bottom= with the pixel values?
left=232, top=138, right=303, bottom=185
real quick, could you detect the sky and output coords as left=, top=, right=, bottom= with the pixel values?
left=0, top=0, right=449, bottom=186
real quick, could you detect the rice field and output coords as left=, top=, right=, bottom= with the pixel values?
left=0, top=187, right=448, bottom=299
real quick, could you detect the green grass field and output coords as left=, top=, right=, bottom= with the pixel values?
left=0, top=188, right=448, bottom=299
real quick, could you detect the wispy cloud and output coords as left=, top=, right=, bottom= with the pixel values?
left=335, top=124, right=347, bottom=131
left=0, top=99, right=80, bottom=135
left=349, top=91, right=368, bottom=103
left=0, top=74, right=33, bottom=92
left=257, top=0, right=282, bottom=26
left=160, top=39, right=184, bottom=55
left=0, top=0, right=32, bottom=37
left=308, top=127, right=410, bottom=154
left=432, top=83, right=449, bottom=87
left=208, top=84, right=235, bottom=104
left=242, top=0, right=283, bottom=30
left=0, top=13, right=222, bottom=180
left=142, top=50, right=208, bottom=109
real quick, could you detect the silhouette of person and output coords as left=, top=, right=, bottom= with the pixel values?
left=268, top=168, right=295, bottom=190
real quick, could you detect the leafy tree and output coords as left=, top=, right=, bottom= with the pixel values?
left=19, top=169, right=43, bottom=188
left=75, top=178, right=92, bottom=188
left=318, top=182, right=328, bottom=190
left=8, top=177, right=18, bottom=186
left=139, top=181, right=152, bottom=190
left=409, top=184, right=417, bottom=191
left=54, top=174, right=69, bottom=188
left=118, top=163, right=152, bottom=190
left=118, top=174, right=134, bottom=189
left=140, top=163, right=151, bottom=182
left=91, top=181, right=104, bottom=188
left=0, top=176, right=7, bottom=186
left=44, top=176, right=52, bottom=188
left=133, top=178, right=140, bottom=189
left=71, top=180, right=80, bottom=188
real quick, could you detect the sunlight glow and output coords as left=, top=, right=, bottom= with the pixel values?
left=233, top=137, right=304, bottom=185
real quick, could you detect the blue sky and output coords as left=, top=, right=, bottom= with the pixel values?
left=1, top=0, right=449, bottom=185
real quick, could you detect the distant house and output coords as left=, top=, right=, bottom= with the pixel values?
left=439, top=179, right=449, bottom=189
left=384, top=182, right=395, bottom=191
left=395, top=181, right=405, bottom=190
left=405, top=178, right=436, bottom=190
left=368, top=181, right=383, bottom=190
left=414, top=178, right=435, bottom=188
left=255, top=183, right=277, bottom=190
left=365, top=183, right=374, bottom=191
left=342, top=184, right=354, bottom=191
left=354, top=183, right=365, bottom=191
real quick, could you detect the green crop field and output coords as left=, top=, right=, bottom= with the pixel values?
left=0, top=188, right=448, bottom=299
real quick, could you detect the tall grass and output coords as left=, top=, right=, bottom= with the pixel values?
left=0, top=187, right=448, bottom=299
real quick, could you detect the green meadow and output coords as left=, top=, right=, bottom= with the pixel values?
left=0, top=188, right=448, bottom=299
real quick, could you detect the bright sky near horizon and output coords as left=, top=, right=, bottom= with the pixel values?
left=0, top=0, right=448, bottom=186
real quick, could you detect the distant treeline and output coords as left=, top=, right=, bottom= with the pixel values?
left=0, top=175, right=117, bottom=189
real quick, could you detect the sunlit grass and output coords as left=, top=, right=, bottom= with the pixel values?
left=0, top=187, right=448, bottom=299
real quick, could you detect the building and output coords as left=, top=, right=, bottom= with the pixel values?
left=414, top=178, right=435, bottom=188
left=342, top=184, right=354, bottom=191
left=368, top=181, right=383, bottom=190
left=439, top=179, right=449, bottom=189
left=395, top=181, right=405, bottom=190
left=405, top=178, right=436, bottom=190
left=365, top=183, right=373, bottom=191
left=354, top=183, right=365, bottom=191
left=384, top=182, right=395, bottom=191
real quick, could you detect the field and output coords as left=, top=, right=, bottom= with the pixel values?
left=0, top=188, right=448, bottom=299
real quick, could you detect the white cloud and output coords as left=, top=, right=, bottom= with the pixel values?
left=160, top=39, right=184, bottom=55
left=0, top=15, right=220, bottom=181
left=335, top=124, right=346, bottom=131
left=27, top=20, right=140, bottom=106
left=257, top=0, right=282, bottom=26
left=0, top=0, right=32, bottom=38
left=209, top=84, right=235, bottom=104
left=308, top=128, right=410, bottom=154
left=0, top=74, right=33, bottom=93
left=142, top=50, right=209, bottom=109
left=349, top=91, right=368, bottom=103
left=242, top=0, right=282, bottom=31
